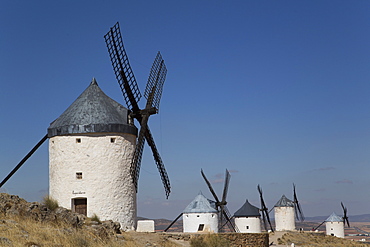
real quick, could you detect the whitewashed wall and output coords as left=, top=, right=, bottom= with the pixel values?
left=49, top=133, right=136, bottom=231
left=275, top=207, right=295, bottom=231
left=326, top=221, right=344, bottom=238
left=234, top=217, right=261, bottom=233
left=183, top=213, right=218, bottom=233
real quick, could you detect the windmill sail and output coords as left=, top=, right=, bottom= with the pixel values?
left=104, top=22, right=171, bottom=198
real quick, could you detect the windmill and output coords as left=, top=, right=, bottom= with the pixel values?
left=0, top=22, right=170, bottom=231
left=257, top=185, right=274, bottom=232
left=201, top=169, right=237, bottom=232
left=313, top=202, right=350, bottom=235
left=1, top=22, right=170, bottom=197
left=104, top=22, right=170, bottom=198
left=293, top=183, right=305, bottom=222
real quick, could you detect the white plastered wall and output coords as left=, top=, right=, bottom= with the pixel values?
left=234, top=217, right=261, bottom=233
left=49, top=133, right=136, bottom=231
left=183, top=213, right=218, bottom=233
left=326, top=221, right=344, bottom=238
left=275, top=206, right=295, bottom=231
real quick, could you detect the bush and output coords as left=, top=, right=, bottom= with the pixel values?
left=91, top=213, right=101, bottom=223
left=190, top=234, right=229, bottom=247
left=42, top=195, right=59, bottom=211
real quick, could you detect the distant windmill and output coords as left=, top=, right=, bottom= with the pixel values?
left=314, top=202, right=350, bottom=238
left=274, top=183, right=305, bottom=231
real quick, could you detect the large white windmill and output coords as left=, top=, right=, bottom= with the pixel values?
left=0, top=22, right=171, bottom=232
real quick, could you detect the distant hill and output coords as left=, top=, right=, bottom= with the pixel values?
left=305, top=214, right=370, bottom=223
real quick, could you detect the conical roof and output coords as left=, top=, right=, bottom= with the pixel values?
left=274, top=195, right=295, bottom=207
left=183, top=192, right=218, bottom=214
left=234, top=199, right=261, bottom=217
left=326, top=212, right=343, bottom=222
left=48, top=78, right=137, bottom=137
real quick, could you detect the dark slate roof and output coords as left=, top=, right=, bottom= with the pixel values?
left=183, top=192, right=218, bottom=214
left=274, top=195, right=295, bottom=207
left=234, top=199, right=261, bottom=217
left=48, top=78, right=137, bottom=137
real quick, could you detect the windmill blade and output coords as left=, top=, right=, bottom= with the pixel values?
left=258, top=184, right=274, bottom=232
left=164, top=213, right=183, bottom=232
left=144, top=52, right=167, bottom=112
left=293, top=183, right=305, bottom=221
left=200, top=169, right=220, bottom=203
left=219, top=206, right=238, bottom=232
left=313, top=220, right=326, bottom=231
left=104, top=22, right=141, bottom=112
left=341, top=202, right=350, bottom=227
left=130, top=118, right=171, bottom=199
left=130, top=120, right=148, bottom=192
left=144, top=126, right=171, bottom=199
left=0, top=134, right=48, bottom=188
left=221, top=169, right=230, bottom=204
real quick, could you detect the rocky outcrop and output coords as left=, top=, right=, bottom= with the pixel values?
left=0, top=193, right=120, bottom=235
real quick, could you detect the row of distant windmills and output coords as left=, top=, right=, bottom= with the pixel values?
left=0, top=22, right=350, bottom=238
left=164, top=169, right=350, bottom=239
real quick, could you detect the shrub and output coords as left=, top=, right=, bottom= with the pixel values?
left=42, top=195, right=59, bottom=211
left=91, top=213, right=101, bottom=224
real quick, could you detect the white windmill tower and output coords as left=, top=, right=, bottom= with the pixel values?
left=274, top=184, right=305, bottom=232
left=182, top=192, right=218, bottom=233
left=48, top=79, right=138, bottom=230
left=233, top=199, right=261, bottom=233
left=274, top=195, right=296, bottom=231
left=325, top=212, right=345, bottom=238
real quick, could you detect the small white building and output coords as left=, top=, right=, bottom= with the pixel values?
left=48, top=79, right=138, bottom=231
left=274, top=195, right=295, bottom=231
left=325, top=212, right=344, bottom=238
left=234, top=199, right=261, bottom=233
left=183, top=192, right=218, bottom=233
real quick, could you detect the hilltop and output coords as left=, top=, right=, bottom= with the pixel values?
left=1, top=193, right=370, bottom=247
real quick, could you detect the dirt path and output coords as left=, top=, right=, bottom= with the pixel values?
left=269, top=231, right=301, bottom=247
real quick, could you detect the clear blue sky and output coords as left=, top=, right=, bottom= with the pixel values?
left=1, top=1, right=370, bottom=220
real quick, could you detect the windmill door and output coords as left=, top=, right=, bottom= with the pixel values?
left=73, top=198, right=87, bottom=215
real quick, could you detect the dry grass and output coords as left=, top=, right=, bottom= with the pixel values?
left=0, top=213, right=184, bottom=247
left=190, top=234, right=230, bottom=247
left=277, top=232, right=370, bottom=247
left=0, top=214, right=127, bottom=247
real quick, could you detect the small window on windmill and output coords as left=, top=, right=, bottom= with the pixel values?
left=110, top=138, right=116, bottom=143
left=246, top=226, right=249, bottom=229
left=198, top=224, right=204, bottom=231
left=76, top=172, right=82, bottom=179
left=76, top=138, right=81, bottom=143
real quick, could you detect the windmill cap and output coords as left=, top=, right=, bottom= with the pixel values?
left=183, top=191, right=218, bottom=214
left=274, top=195, right=295, bottom=207
left=234, top=199, right=261, bottom=217
left=326, top=212, right=343, bottom=222
left=48, top=79, right=137, bottom=137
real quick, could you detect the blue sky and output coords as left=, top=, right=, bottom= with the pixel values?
left=1, top=1, right=370, bottom=220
